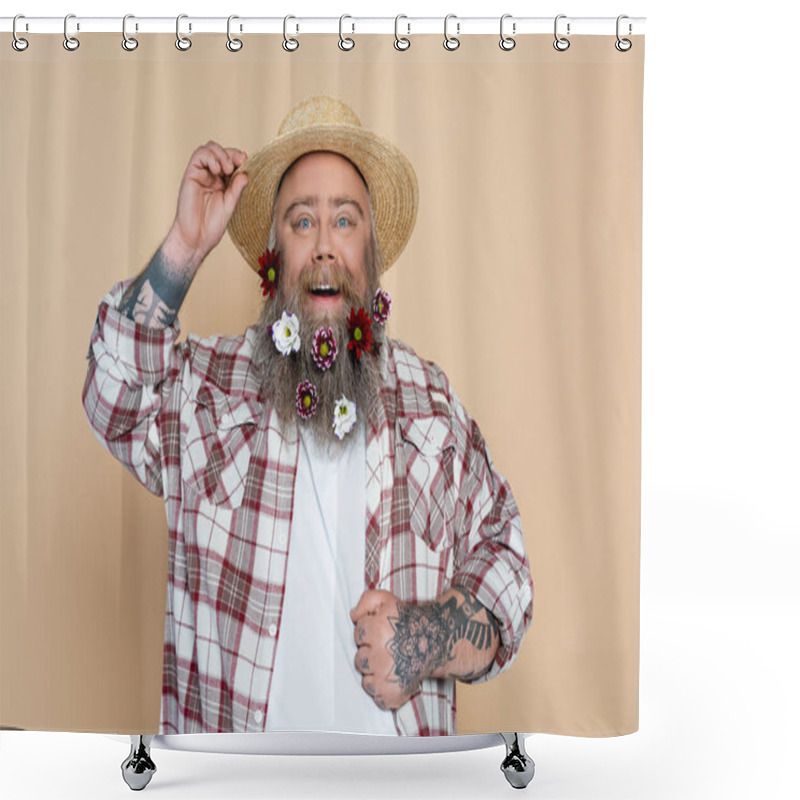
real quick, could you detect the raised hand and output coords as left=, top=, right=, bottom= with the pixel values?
left=169, top=141, right=249, bottom=266
left=119, top=142, right=249, bottom=328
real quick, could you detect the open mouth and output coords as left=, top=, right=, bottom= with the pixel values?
left=309, top=287, right=341, bottom=298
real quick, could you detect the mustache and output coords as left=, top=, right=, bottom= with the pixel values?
left=296, top=263, right=364, bottom=309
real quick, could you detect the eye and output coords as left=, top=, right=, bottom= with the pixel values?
left=337, top=217, right=350, bottom=229
left=298, top=217, right=311, bottom=230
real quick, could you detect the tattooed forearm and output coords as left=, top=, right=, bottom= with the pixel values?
left=118, top=243, right=195, bottom=328
left=385, top=588, right=500, bottom=694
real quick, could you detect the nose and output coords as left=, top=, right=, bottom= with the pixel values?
left=313, top=223, right=336, bottom=263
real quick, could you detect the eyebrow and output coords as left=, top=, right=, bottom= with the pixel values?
left=283, top=195, right=365, bottom=221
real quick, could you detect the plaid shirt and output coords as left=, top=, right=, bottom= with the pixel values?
left=82, top=277, right=533, bottom=736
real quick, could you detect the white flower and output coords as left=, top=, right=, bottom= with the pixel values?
left=271, top=311, right=301, bottom=356
left=332, top=395, right=358, bottom=440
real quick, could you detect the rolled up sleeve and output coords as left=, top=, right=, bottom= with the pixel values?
left=81, top=277, right=184, bottom=498
left=450, top=416, right=534, bottom=685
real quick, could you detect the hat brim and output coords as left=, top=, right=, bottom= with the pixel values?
left=228, top=124, right=418, bottom=275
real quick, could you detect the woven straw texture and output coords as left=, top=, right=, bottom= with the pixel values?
left=228, top=95, right=419, bottom=274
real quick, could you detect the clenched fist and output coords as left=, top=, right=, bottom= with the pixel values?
left=350, top=586, right=501, bottom=712
left=350, top=589, right=438, bottom=710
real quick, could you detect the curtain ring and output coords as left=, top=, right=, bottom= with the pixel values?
left=176, top=14, right=192, bottom=51
left=63, top=13, right=80, bottom=51
left=499, top=14, right=516, bottom=51
left=394, top=14, right=410, bottom=51
left=553, top=14, right=570, bottom=51
left=227, top=15, right=243, bottom=52
left=443, top=14, right=460, bottom=51
left=12, top=15, right=29, bottom=52
left=283, top=15, right=299, bottom=52
left=615, top=14, right=632, bottom=52
left=339, top=15, right=355, bottom=51
left=122, top=14, right=139, bottom=51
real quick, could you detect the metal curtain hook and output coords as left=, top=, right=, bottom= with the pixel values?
left=176, top=14, right=192, bottom=51
left=122, top=14, right=139, bottom=51
left=443, top=14, right=460, bottom=51
left=553, top=14, right=570, bottom=51
left=227, top=15, right=243, bottom=51
left=63, top=13, right=80, bottom=51
left=283, top=15, right=299, bottom=51
left=499, top=14, right=516, bottom=51
left=339, top=14, right=355, bottom=50
left=615, top=14, right=632, bottom=51
left=12, top=14, right=29, bottom=52
left=394, top=14, right=410, bottom=51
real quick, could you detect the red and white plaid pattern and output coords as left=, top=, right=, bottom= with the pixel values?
left=83, top=277, right=533, bottom=736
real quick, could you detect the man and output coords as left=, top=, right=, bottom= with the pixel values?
left=83, top=95, right=533, bottom=736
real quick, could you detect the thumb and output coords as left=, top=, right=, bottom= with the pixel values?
left=224, top=171, right=249, bottom=216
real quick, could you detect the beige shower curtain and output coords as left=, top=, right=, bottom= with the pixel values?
left=0, top=31, right=644, bottom=736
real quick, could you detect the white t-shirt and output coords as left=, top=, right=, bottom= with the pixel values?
left=264, top=422, right=399, bottom=735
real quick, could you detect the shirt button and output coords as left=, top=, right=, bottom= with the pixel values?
left=268, top=623, right=277, bottom=636
left=278, top=533, right=287, bottom=547
left=254, top=710, right=263, bottom=724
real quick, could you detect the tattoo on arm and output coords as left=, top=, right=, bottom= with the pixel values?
left=386, top=588, right=500, bottom=694
left=119, top=245, right=194, bottom=328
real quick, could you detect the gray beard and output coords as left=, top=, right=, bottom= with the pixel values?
left=251, top=282, right=386, bottom=456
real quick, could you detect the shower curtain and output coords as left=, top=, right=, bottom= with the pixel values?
left=0, top=29, right=644, bottom=737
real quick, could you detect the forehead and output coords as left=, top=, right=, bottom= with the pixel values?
left=276, top=151, right=369, bottom=203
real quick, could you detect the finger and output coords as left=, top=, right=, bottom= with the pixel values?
left=193, top=148, right=222, bottom=177
left=351, top=589, right=383, bottom=621
left=353, top=620, right=370, bottom=647
left=354, top=647, right=371, bottom=675
left=205, top=141, right=236, bottom=174
left=224, top=172, right=249, bottom=213
left=355, top=612, right=380, bottom=646
left=350, top=591, right=368, bottom=622
left=226, top=148, right=248, bottom=167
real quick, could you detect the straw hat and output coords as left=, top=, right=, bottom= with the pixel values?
left=228, top=95, right=419, bottom=275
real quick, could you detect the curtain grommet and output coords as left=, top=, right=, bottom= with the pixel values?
left=63, top=13, right=80, bottom=51
left=553, top=14, right=570, bottom=51
left=615, top=15, right=632, bottom=51
left=12, top=14, right=29, bottom=52
left=226, top=15, right=243, bottom=52
left=339, top=14, right=355, bottom=51
left=122, top=14, right=139, bottom=51
left=394, top=15, right=410, bottom=51
left=443, top=14, right=460, bottom=51
left=175, top=14, right=192, bottom=51
left=283, top=15, right=299, bottom=52
left=499, top=14, right=516, bottom=51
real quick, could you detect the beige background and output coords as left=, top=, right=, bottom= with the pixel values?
left=0, top=33, right=643, bottom=736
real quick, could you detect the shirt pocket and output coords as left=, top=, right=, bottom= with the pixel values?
left=399, top=416, right=457, bottom=553
left=183, top=383, right=262, bottom=509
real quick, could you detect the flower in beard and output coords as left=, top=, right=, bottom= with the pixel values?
left=311, top=326, right=338, bottom=371
left=272, top=311, right=301, bottom=356
left=296, top=380, right=319, bottom=419
left=346, top=307, right=374, bottom=362
left=333, top=395, right=357, bottom=440
left=258, top=248, right=281, bottom=298
left=372, top=288, right=391, bottom=325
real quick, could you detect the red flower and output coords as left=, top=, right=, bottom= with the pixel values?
left=372, top=288, right=392, bottom=324
left=312, top=326, right=338, bottom=371
left=295, top=380, right=318, bottom=419
left=258, top=248, right=281, bottom=298
left=346, top=307, right=374, bottom=361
